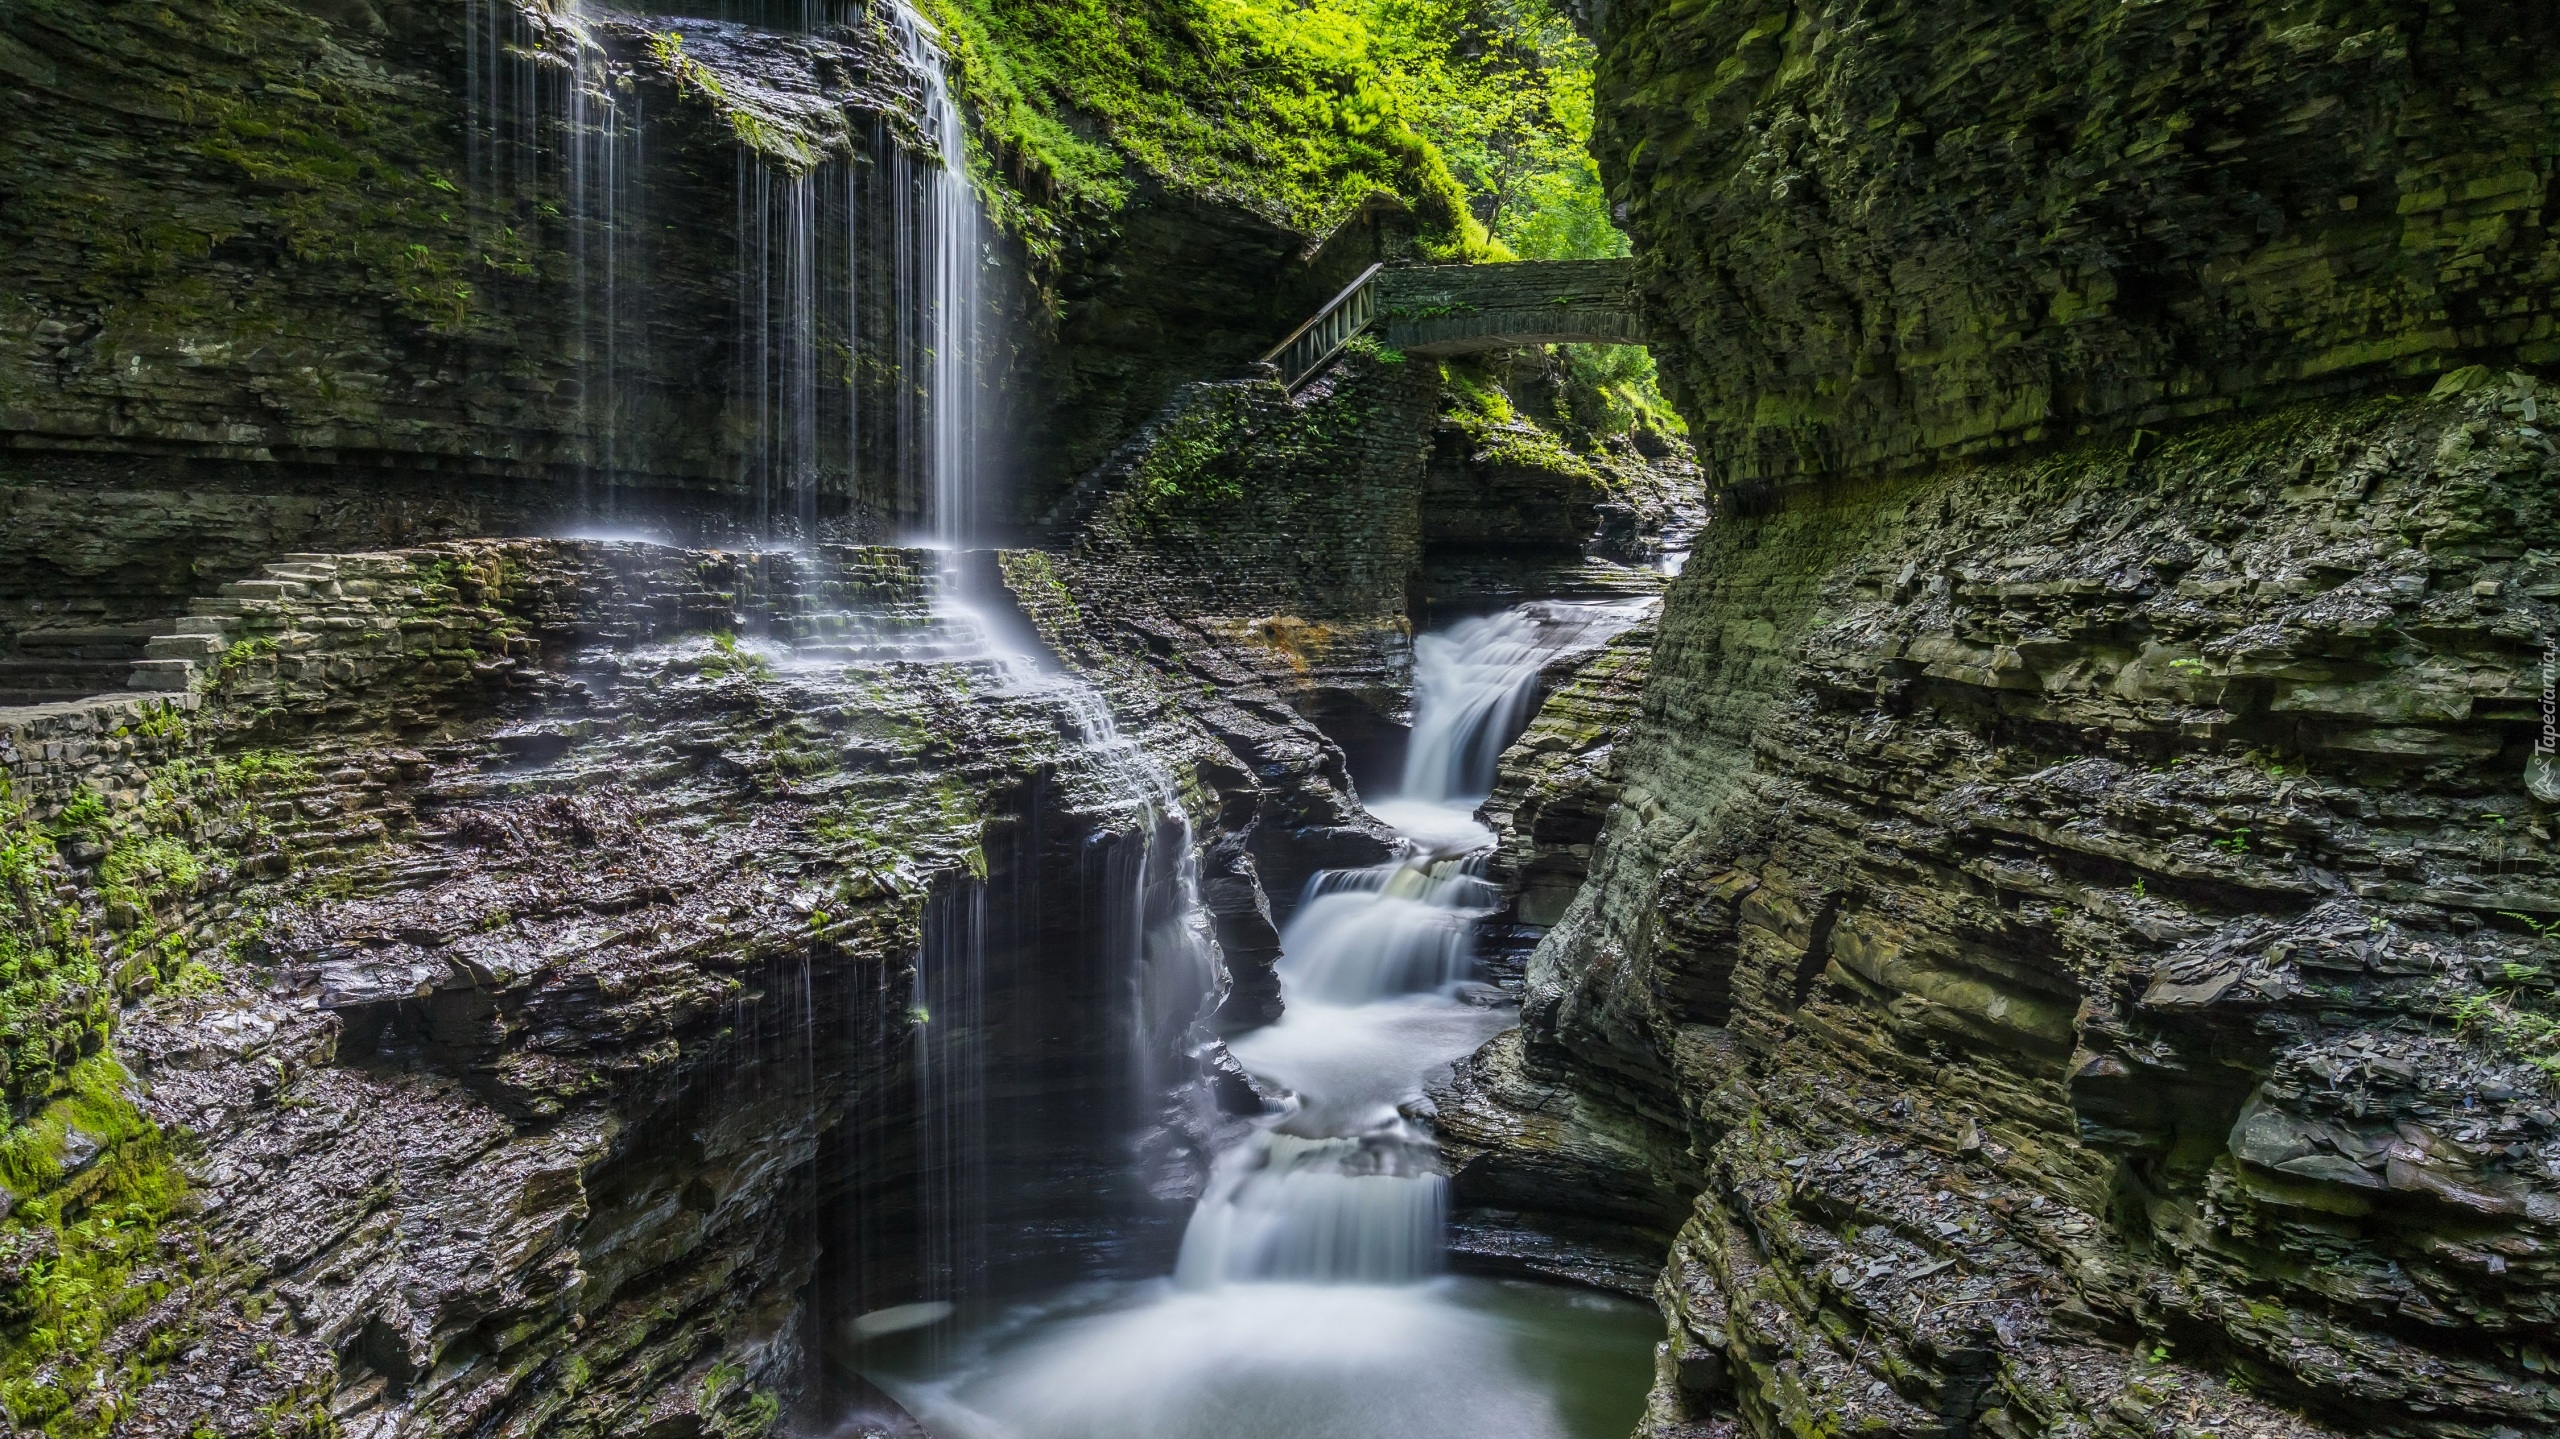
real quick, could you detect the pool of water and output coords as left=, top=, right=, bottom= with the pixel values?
left=865, top=1274, right=1659, bottom=1439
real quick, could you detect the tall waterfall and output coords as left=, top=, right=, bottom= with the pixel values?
left=464, top=0, right=984, bottom=537
left=891, top=0, right=983, bottom=552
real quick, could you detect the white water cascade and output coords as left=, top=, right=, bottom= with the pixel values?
left=891, top=0, right=983, bottom=554
left=465, top=5, right=1665, bottom=1426
left=466, top=0, right=986, bottom=538
left=880, top=7, right=1236, bottom=1333
left=868, top=599, right=1659, bottom=1439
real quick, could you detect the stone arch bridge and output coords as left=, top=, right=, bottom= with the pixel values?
left=1261, top=259, right=1639, bottom=389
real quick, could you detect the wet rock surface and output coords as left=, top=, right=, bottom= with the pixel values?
left=0, top=538, right=1312, bottom=1437
left=1444, top=377, right=2560, bottom=1437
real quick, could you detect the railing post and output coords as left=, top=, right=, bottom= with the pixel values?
left=1257, top=262, right=1386, bottom=391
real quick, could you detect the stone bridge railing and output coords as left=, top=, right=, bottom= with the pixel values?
left=1259, top=259, right=1639, bottom=389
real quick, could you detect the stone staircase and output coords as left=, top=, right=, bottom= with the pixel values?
left=129, top=554, right=364, bottom=693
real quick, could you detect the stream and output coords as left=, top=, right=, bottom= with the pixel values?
left=860, top=600, right=1658, bottom=1439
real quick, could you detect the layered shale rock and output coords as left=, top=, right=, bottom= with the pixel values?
left=1441, top=5, right=2560, bottom=1429
left=0, top=539, right=1318, bottom=1438
left=1591, top=0, right=2560, bottom=488
left=1446, top=373, right=2560, bottom=1437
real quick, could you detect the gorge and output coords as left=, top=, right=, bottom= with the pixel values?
left=2, top=1, right=2556, bottom=1438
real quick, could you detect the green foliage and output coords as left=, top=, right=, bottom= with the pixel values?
left=1125, top=393, right=1253, bottom=529
left=48, top=792, right=107, bottom=838
left=0, top=780, right=104, bottom=1112
left=219, top=635, right=279, bottom=673
left=2505, top=912, right=2560, bottom=948
left=214, top=749, right=317, bottom=792
left=1558, top=342, right=1683, bottom=438
left=1341, top=331, right=1405, bottom=366
left=121, top=702, right=192, bottom=744
left=925, top=0, right=1601, bottom=261
left=2450, top=991, right=2560, bottom=1077
left=1443, top=362, right=1516, bottom=423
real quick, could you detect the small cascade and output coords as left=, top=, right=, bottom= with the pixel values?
left=870, top=600, right=1663, bottom=1438
left=1401, top=600, right=1657, bottom=804
left=1174, top=1132, right=1444, bottom=1286
left=1271, top=861, right=1494, bottom=1004
left=1181, top=601, right=1654, bottom=1296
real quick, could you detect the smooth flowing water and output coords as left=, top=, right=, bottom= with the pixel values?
left=472, top=8, right=1660, bottom=1427
left=863, top=600, right=1658, bottom=1439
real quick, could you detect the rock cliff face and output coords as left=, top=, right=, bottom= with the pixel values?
left=1592, top=0, right=2560, bottom=487
left=0, top=0, right=1417, bottom=695
left=1436, top=3, right=2560, bottom=1435
left=0, top=539, right=1349, bottom=1437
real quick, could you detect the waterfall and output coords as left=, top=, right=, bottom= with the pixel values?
left=1401, top=600, right=1655, bottom=803
left=1173, top=1133, right=1445, bottom=1286
left=1269, top=862, right=1494, bottom=1004
left=1161, top=603, right=1644, bottom=1291
left=465, top=0, right=986, bottom=537
left=889, top=0, right=983, bottom=552
left=870, top=601, right=1664, bottom=1438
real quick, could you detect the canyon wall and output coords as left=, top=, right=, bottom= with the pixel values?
left=0, top=538, right=1356, bottom=1436
left=1439, top=2, right=2560, bottom=1436
left=1596, top=0, right=2560, bottom=488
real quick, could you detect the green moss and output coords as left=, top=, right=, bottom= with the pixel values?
left=0, top=780, right=105, bottom=1112
left=0, top=1056, right=193, bottom=1438
left=1125, top=393, right=1255, bottom=529
left=997, top=550, right=1082, bottom=626
left=651, top=30, right=824, bottom=169
left=927, top=0, right=1599, bottom=261
left=695, top=631, right=778, bottom=683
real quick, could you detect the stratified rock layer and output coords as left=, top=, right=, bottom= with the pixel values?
left=0, top=539, right=1301, bottom=1438
left=1592, top=0, right=2560, bottom=487
left=1446, top=375, right=2560, bottom=1437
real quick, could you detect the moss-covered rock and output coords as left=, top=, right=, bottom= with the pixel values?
left=0, top=538, right=1323, bottom=1437
left=1591, top=0, right=2560, bottom=488
left=1452, top=377, right=2560, bottom=1438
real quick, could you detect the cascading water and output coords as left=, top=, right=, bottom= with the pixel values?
left=891, top=0, right=983, bottom=555
left=866, top=600, right=1659, bottom=1439
left=468, top=0, right=1234, bottom=1373
left=872, top=6, right=1237, bottom=1344
left=467, top=0, right=984, bottom=538
left=1379, top=599, right=1659, bottom=843
left=469, top=4, right=1661, bottom=1426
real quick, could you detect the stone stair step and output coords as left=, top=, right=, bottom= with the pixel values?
left=145, top=634, right=225, bottom=660
left=224, top=579, right=310, bottom=599
left=126, top=659, right=201, bottom=691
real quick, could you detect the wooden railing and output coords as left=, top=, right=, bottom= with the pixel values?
left=1258, top=262, right=1382, bottom=391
